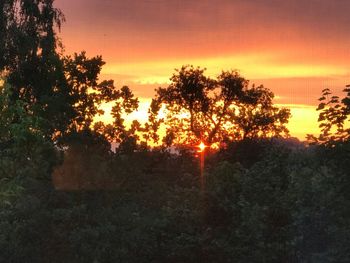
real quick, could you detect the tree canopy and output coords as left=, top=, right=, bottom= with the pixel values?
left=308, top=85, right=350, bottom=144
left=150, top=65, right=290, bottom=147
left=62, top=52, right=139, bottom=140
left=0, top=0, right=73, bottom=138
left=0, top=0, right=139, bottom=144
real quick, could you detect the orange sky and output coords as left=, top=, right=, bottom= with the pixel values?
left=55, top=0, right=350, bottom=140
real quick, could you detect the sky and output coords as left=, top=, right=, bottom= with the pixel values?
left=55, top=0, right=350, bottom=140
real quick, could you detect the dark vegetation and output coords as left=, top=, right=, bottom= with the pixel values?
left=1, top=1, right=350, bottom=262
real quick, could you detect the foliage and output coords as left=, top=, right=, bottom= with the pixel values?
left=149, top=65, right=290, bottom=147
left=93, top=85, right=139, bottom=146
left=63, top=52, right=120, bottom=132
left=1, top=1, right=350, bottom=262
left=0, top=0, right=73, bottom=138
left=308, top=86, right=350, bottom=144
left=0, top=81, right=58, bottom=180
left=0, top=80, right=61, bottom=262
left=2, top=80, right=350, bottom=263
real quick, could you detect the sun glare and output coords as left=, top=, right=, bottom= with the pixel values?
left=198, top=142, right=207, bottom=152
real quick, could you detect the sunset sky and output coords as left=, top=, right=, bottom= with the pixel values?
left=55, top=0, right=350, bottom=140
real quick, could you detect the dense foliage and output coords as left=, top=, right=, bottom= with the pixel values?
left=149, top=65, right=290, bottom=147
left=1, top=1, right=350, bottom=262
left=1, top=121, right=350, bottom=262
left=307, top=86, right=350, bottom=144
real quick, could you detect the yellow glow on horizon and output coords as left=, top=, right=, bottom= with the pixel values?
left=94, top=97, right=151, bottom=125
left=95, top=97, right=322, bottom=142
left=134, top=76, right=171, bottom=85
left=282, top=104, right=320, bottom=140
left=102, top=54, right=348, bottom=84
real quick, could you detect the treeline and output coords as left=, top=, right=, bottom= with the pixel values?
left=1, top=133, right=350, bottom=262
left=1, top=1, right=350, bottom=262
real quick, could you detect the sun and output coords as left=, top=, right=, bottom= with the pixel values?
left=198, top=142, right=207, bottom=152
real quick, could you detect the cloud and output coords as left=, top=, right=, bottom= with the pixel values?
left=56, top=0, right=350, bottom=64
left=56, top=0, right=350, bottom=33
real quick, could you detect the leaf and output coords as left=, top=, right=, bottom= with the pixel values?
left=317, top=103, right=326, bottom=110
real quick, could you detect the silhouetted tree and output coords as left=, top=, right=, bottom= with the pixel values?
left=308, top=85, right=350, bottom=144
left=149, top=65, right=290, bottom=147
left=93, top=85, right=139, bottom=148
left=62, top=52, right=121, bottom=133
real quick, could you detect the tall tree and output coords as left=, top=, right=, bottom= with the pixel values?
left=149, top=65, right=290, bottom=147
left=0, top=0, right=72, bottom=139
left=62, top=52, right=140, bottom=152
